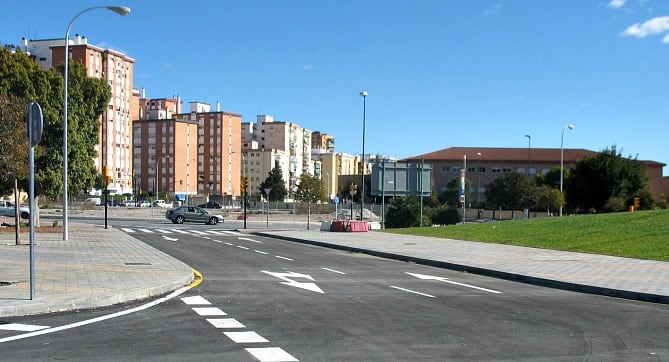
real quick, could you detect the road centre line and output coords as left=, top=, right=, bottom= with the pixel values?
left=275, top=255, right=293, bottom=261
left=236, top=245, right=250, bottom=250
left=390, top=286, right=435, bottom=298
left=254, top=250, right=269, bottom=255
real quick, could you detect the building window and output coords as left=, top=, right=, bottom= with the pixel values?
left=503, top=168, right=512, bottom=173
left=441, top=166, right=450, bottom=173
left=467, top=167, right=476, bottom=173
left=492, top=167, right=501, bottom=173
left=478, top=167, right=486, bottom=173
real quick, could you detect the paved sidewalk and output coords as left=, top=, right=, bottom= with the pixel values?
left=250, top=229, right=669, bottom=304
left=0, top=224, right=194, bottom=317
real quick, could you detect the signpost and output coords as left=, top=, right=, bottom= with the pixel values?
left=264, top=188, right=271, bottom=228
left=27, top=102, right=43, bottom=300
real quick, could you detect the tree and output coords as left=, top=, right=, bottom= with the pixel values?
left=565, top=145, right=649, bottom=213
left=294, top=173, right=325, bottom=230
left=0, top=93, right=30, bottom=195
left=439, top=178, right=471, bottom=207
left=484, top=172, right=535, bottom=219
left=0, top=48, right=110, bottom=197
left=535, top=185, right=563, bottom=216
left=259, top=160, right=287, bottom=202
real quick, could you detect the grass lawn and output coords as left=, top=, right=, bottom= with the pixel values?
left=382, top=209, right=669, bottom=261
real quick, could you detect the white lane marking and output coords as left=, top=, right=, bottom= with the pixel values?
left=205, top=230, right=227, bottom=235
left=406, top=272, right=502, bottom=294
left=261, top=271, right=324, bottom=294
left=181, top=296, right=211, bottom=305
left=254, top=250, right=269, bottom=255
left=192, top=307, right=227, bottom=316
left=237, top=245, right=250, bottom=250
left=321, top=268, right=346, bottom=275
left=224, top=331, right=269, bottom=343
left=206, top=318, right=246, bottom=329
left=221, top=230, right=242, bottom=236
left=224, top=242, right=234, bottom=246
left=275, top=256, right=293, bottom=261
left=0, top=324, right=49, bottom=332
left=189, top=230, right=208, bottom=235
left=239, top=237, right=262, bottom=243
left=0, top=286, right=190, bottom=343
left=171, top=229, right=190, bottom=234
left=161, top=236, right=179, bottom=241
left=138, top=228, right=154, bottom=233
left=390, top=286, right=435, bottom=298
left=120, top=228, right=135, bottom=233
left=246, top=347, right=299, bottom=362
left=154, top=229, right=172, bottom=234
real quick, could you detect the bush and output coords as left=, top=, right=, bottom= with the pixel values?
left=385, top=197, right=423, bottom=228
left=430, top=205, right=461, bottom=225
left=603, top=197, right=626, bottom=213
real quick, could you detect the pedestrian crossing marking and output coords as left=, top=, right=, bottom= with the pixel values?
left=137, top=228, right=154, bottom=233
left=0, top=323, right=49, bottom=332
left=246, top=347, right=299, bottom=362
left=181, top=295, right=211, bottom=305
left=224, top=331, right=269, bottom=343
left=206, top=318, right=246, bottom=329
left=154, top=229, right=173, bottom=234
left=120, top=228, right=135, bottom=233
left=192, top=307, right=227, bottom=316
left=171, top=229, right=190, bottom=234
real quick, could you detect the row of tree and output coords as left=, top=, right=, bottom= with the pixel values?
left=0, top=47, right=110, bottom=198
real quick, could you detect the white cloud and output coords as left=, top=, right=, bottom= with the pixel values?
left=622, top=16, right=669, bottom=38
left=607, top=0, right=627, bottom=9
left=302, top=64, right=316, bottom=71
left=663, top=34, right=669, bottom=43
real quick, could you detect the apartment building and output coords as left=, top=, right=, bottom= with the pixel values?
left=133, top=100, right=242, bottom=203
left=403, top=146, right=667, bottom=203
left=25, top=35, right=136, bottom=195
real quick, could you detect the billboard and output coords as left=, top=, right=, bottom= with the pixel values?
left=370, top=161, right=431, bottom=197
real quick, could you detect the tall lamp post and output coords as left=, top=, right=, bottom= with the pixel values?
left=359, top=91, right=367, bottom=220
left=476, top=152, right=482, bottom=216
left=559, top=124, right=575, bottom=217
left=62, top=5, right=130, bottom=241
left=524, top=134, right=531, bottom=175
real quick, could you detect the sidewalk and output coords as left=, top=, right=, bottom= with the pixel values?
left=0, top=224, right=194, bottom=317
left=250, top=229, right=669, bottom=304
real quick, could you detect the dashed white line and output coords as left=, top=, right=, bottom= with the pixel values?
left=181, top=296, right=211, bottom=305
left=223, top=331, right=269, bottom=343
left=246, top=347, right=299, bottom=362
left=224, top=242, right=234, bottom=246
left=236, top=245, right=250, bottom=250
left=321, top=267, right=346, bottom=275
left=206, top=318, right=246, bottom=329
left=254, top=250, right=269, bottom=255
left=390, top=286, right=435, bottom=298
left=192, top=307, right=227, bottom=316
left=239, top=237, right=262, bottom=243
left=275, top=256, right=293, bottom=261
left=0, top=324, right=49, bottom=332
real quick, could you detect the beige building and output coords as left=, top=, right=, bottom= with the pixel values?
left=26, top=35, right=136, bottom=195
left=404, top=147, right=667, bottom=204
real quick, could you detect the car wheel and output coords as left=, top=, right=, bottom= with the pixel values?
left=171, top=219, right=178, bottom=224
left=20, top=211, right=29, bottom=220
left=209, top=217, right=218, bottom=225
left=175, top=216, right=185, bottom=224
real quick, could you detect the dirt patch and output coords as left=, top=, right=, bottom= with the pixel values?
left=0, top=225, right=62, bottom=234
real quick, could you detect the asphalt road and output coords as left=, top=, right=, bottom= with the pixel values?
left=1, top=217, right=668, bottom=361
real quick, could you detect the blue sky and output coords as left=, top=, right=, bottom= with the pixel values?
left=2, top=1, right=668, bottom=173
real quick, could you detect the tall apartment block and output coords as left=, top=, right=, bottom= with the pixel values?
left=25, top=35, right=136, bottom=195
left=134, top=99, right=242, bottom=203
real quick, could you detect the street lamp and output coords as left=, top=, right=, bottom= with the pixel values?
left=62, top=5, right=130, bottom=241
left=559, top=124, right=575, bottom=216
left=524, top=134, right=531, bottom=175
left=359, top=91, right=367, bottom=221
left=476, top=152, right=482, bottom=215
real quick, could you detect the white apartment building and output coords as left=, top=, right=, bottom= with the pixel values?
left=25, top=35, right=136, bottom=195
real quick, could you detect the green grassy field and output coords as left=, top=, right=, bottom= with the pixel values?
left=383, top=209, right=669, bottom=261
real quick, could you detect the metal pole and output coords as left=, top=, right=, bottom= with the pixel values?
left=419, top=158, right=424, bottom=227
left=359, top=91, right=367, bottom=220
left=559, top=124, right=574, bottom=216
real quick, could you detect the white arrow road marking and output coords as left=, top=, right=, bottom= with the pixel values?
left=161, top=235, right=179, bottom=241
left=238, top=237, right=262, bottom=243
left=261, top=271, right=324, bottom=294
left=406, top=272, right=502, bottom=294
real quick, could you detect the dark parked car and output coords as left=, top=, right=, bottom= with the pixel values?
left=197, top=201, right=223, bottom=209
left=166, top=206, right=224, bottom=225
